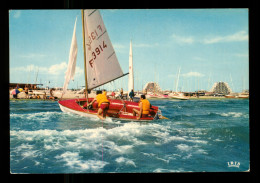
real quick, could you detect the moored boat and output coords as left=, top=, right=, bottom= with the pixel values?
left=169, top=92, right=189, bottom=100
left=225, top=94, right=236, bottom=98
left=237, top=93, right=249, bottom=99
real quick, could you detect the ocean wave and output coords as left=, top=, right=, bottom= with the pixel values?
left=206, top=111, right=248, bottom=118
left=218, top=112, right=244, bottom=118
left=176, top=144, right=192, bottom=151
left=11, top=122, right=205, bottom=149
left=115, top=157, right=136, bottom=167
left=10, top=121, right=211, bottom=173
left=10, top=111, right=62, bottom=122
left=55, top=151, right=108, bottom=172
left=153, top=168, right=185, bottom=172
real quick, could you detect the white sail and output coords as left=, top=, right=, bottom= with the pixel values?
left=128, top=40, right=134, bottom=94
left=62, top=17, right=78, bottom=95
left=83, top=9, right=124, bottom=90
left=175, top=67, right=181, bottom=92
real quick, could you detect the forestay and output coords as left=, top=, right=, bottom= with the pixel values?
left=83, top=9, right=124, bottom=90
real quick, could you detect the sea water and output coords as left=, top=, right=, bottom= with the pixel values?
left=10, top=99, right=249, bottom=173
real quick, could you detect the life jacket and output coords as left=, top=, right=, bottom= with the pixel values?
left=96, top=93, right=109, bottom=107
left=141, top=99, right=150, bottom=114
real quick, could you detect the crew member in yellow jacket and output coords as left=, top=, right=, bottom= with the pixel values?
left=88, top=90, right=110, bottom=120
left=133, top=94, right=151, bottom=120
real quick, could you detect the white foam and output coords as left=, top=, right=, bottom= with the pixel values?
left=15, top=143, right=34, bottom=151
left=141, top=152, right=156, bottom=157
left=219, top=112, right=244, bottom=118
left=34, top=161, right=40, bottom=166
left=176, top=144, right=192, bottom=151
left=21, top=150, right=39, bottom=159
left=11, top=120, right=210, bottom=173
left=115, top=157, right=136, bottom=167
left=195, top=149, right=208, bottom=155
left=153, top=168, right=184, bottom=173
left=183, top=153, right=192, bottom=159
left=155, top=157, right=170, bottom=164
left=55, top=151, right=108, bottom=171
left=10, top=111, right=61, bottom=122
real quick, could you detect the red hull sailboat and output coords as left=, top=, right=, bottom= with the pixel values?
left=59, top=98, right=163, bottom=121
left=58, top=9, right=166, bottom=121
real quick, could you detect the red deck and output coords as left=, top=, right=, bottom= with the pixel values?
left=58, top=98, right=159, bottom=121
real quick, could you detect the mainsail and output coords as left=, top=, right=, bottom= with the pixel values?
left=83, top=9, right=124, bottom=90
left=128, top=40, right=134, bottom=94
left=62, top=17, right=78, bottom=95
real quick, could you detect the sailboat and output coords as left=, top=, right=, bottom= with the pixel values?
left=169, top=67, right=189, bottom=100
left=58, top=9, right=165, bottom=121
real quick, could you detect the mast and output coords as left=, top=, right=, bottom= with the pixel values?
left=81, top=10, right=88, bottom=102
left=175, top=67, right=181, bottom=92
left=34, top=67, right=39, bottom=88
left=128, top=39, right=134, bottom=94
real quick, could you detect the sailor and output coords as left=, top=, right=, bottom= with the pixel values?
left=129, top=89, right=135, bottom=102
left=111, top=90, right=115, bottom=98
left=43, top=92, right=47, bottom=100
left=24, top=85, right=29, bottom=99
left=120, top=88, right=124, bottom=99
left=88, top=90, right=110, bottom=120
left=133, top=94, right=151, bottom=120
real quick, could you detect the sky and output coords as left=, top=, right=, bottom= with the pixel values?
left=9, top=9, right=249, bottom=92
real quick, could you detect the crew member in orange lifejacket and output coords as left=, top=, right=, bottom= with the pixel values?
left=133, top=94, right=151, bottom=120
left=88, top=90, right=110, bottom=120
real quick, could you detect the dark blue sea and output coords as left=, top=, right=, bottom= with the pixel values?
left=10, top=99, right=249, bottom=173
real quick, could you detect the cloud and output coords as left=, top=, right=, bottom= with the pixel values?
left=11, top=64, right=48, bottom=73
left=113, top=42, right=159, bottom=53
left=48, top=62, right=67, bottom=75
left=171, top=30, right=248, bottom=45
left=133, top=43, right=159, bottom=48
left=19, top=53, right=47, bottom=59
left=113, top=43, right=125, bottom=49
left=202, top=31, right=248, bottom=44
left=113, top=43, right=126, bottom=53
left=10, top=62, right=84, bottom=76
left=182, top=72, right=204, bottom=77
left=171, top=34, right=194, bottom=45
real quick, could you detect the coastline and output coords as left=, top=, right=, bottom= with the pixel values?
left=9, top=92, right=248, bottom=101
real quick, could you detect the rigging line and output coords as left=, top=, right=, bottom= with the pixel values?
left=97, top=30, right=107, bottom=40
left=88, top=9, right=97, bottom=17
left=107, top=51, right=115, bottom=60
left=88, top=73, right=129, bottom=91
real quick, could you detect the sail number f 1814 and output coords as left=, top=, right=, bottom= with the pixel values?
left=89, top=41, right=107, bottom=68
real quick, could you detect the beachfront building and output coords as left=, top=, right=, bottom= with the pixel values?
left=210, top=81, right=232, bottom=95
left=143, top=82, right=163, bottom=94
left=9, top=83, right=43, bottom=90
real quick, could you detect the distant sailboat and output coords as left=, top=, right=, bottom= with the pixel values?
left=169, top=67, right=189, bottom=100
left=58, top=9, right=166, bottom=121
